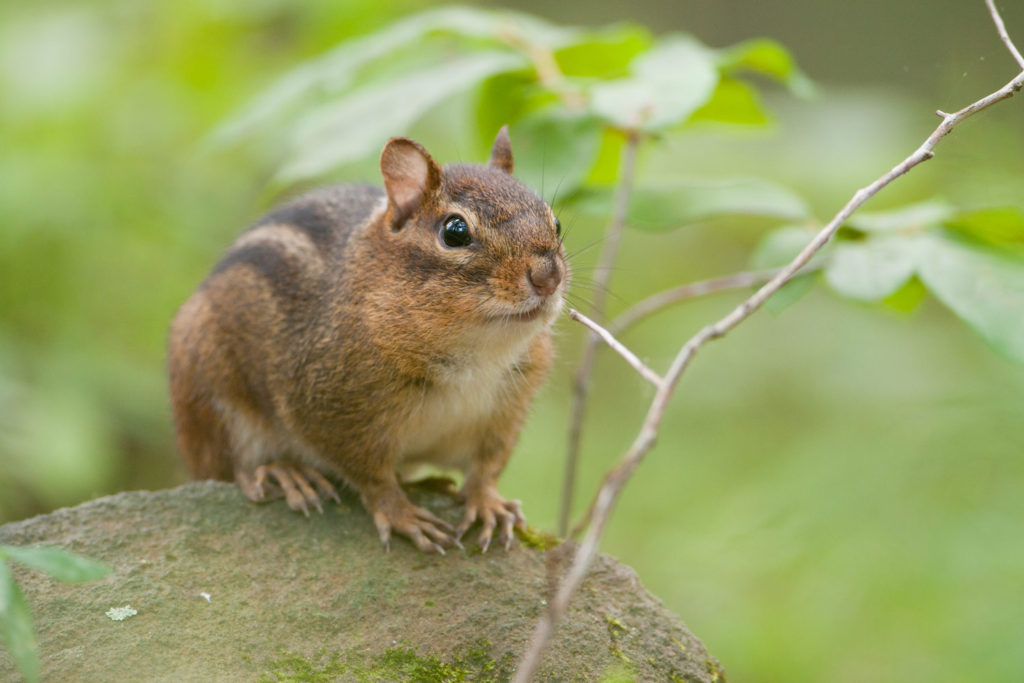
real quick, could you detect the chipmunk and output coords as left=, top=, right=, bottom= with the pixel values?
left=168, top=127, right=567, bottom=553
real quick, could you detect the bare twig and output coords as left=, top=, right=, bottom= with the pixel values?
left=513, top=4, right=1024, bottom=680
left=559, top=132, right=642, bottom=537
left=568, top=309, right=663, bottom=386
left=986, top=0, right=1024, bottom=69
left=607, top=268, right=783, bottom=337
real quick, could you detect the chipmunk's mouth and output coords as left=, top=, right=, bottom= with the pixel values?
left=492, top=295, right=562, bottom=324
left=505, top=305, right=545, bottom=323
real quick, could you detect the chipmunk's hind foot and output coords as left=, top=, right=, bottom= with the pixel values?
left=236, top=461, right=341, bottom=516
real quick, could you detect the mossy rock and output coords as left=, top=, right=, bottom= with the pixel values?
left=0, top=482, right=722, bottom=681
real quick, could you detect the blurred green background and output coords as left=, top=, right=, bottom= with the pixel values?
left=2, top=1, right=1023, bottom=682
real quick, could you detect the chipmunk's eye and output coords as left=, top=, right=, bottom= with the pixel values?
left=554, top=217, right=562, bottom=237
left=441, top=215, right=472, bottom=248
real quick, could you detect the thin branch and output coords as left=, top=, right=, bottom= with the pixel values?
left=986, top=0, right=1024, bottom=69
left=513, top=5, right=1024, bottom=680
left=568, top=309, right=663, bottom=387
left=559, top=131, right=642, bottom=537
left=607, top=268, right=783, bottom=337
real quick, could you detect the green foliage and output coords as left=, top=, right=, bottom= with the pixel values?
left=0, top=546, right=111, bottom=584
left=0, top=560, right=37, bottom=683
left=691, top=78, right=770, bottom=126
left=275, top=51, right=524, bottom=182
left=0, top=546, right=110, bottom=683
left=587, top=35, right=719, bottom=132
left=216, top=5, right=801, bottom=200
left=846, top=200, right=953, bottom=234
left=945, top=205, right=1024, bottom=251
left=826, top=236, right=919, bottom=301
left=716, top=38, right=816, bottom=98
left=576, top=178, right=810, bottom=232
left=554, top=25, right=651, bottom=79
left=917, top=234, right=1024, bottom=363
left=755, top=201, right=1024, bottom=361
left=208, top=6, right=572, bottom=148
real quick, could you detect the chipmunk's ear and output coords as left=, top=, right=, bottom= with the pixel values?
left=380, top=137, right=442, bottom=229
left=488, top=125, right=514, bottom=174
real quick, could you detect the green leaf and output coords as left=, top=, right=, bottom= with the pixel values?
left=209, top=7, right=573, bottom=147
left=717, top=38, right=815, bottom=98
left=276, top=51, right=525, bottom=183
left=0, top=559, right=39, bottom=683
left=944, top=206, right=1024, bottom=250
left=583, top=128, right=626, bottom=186
left=883, top=276, right=927, bottom=313
left=752, top=225, right=830, bottom=270
left=1, top=545, right=110, bottom=584
left=588, top=35, right=719, bottom=131
left=474, top=69, right=543, bottom=155
left=764, top=271, right=817, bottom=314
left=846, top=200, right=954, bottom=234
left=690, top=78, right=769, bottom=126
left=575, top=178, right=809, bottom=231
left=411, top=6, right=574, bottom=48
left=825, top=235, right=919, bottom=301
left=917, top=233, right=1024, bottom=363
left=554, top=24, right=652, bottom=78
left=510, top=110, right=603, bottom=200
left=630, top=179, right=810, bottom=229
left=750, top=226, right=828, bottom=313
left=638, top=178, right=809, bottom=230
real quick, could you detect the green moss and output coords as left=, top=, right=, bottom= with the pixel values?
left=376, top=648, right=469, bottom=681
left=600, top=661, right=637, bottom=682
left=259, top=651, right=348, bottom=682
left=514, top=525, right=561, bottom=551
left=604, top=615, right=627, bottom=633
left=261, top=640, right=508, bottom=682
left=609, top=643, right=631, bottom=664
left=704, top=657, right=727, bottom=683
left=604, top=614, right=631, bottom=665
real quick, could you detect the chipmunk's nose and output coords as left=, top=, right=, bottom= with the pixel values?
left=528, top=256, right=562, bottom=297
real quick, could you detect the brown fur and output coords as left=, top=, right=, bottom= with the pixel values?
left=168, top=128, right=568, bottom=552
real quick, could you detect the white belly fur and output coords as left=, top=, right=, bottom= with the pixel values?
left=395, top=335, right=529, bottom=476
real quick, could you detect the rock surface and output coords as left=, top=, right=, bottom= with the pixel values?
left=0, top=481, right=724, bottom=681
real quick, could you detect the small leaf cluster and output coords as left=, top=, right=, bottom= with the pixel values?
left=755, top=202, right=1024, bottom=361
left=0, top=545, right=110, bottom=683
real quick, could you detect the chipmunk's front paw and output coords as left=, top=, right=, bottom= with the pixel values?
left=456, top=486, right=526, bottom=552
left=370, top=494, right=459, bottom=554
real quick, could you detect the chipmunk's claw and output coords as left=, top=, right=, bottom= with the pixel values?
left=457, top=488, right=525, bottom=552
left=371, top=496, right=457, bottom=554
left=236, top=462, right=339, bottom=516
